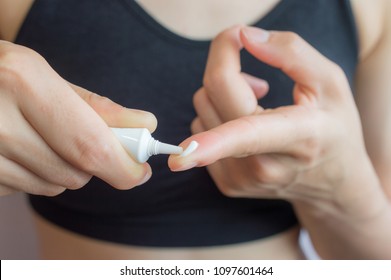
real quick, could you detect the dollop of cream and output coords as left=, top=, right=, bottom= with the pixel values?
left=180, top=141, right=199, bottom=157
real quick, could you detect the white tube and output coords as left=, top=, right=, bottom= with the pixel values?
left=111, top=128, right=183, bottom=163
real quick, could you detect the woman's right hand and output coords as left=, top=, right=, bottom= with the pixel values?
left=0, top=41, right=157, bottom=196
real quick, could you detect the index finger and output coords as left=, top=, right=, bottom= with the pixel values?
left=203, top=25, right=259, bottom=121
left=169, top=106, right=318, bottom=171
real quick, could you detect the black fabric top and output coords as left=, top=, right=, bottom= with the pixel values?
left=16, top=0, right=358, bottom=247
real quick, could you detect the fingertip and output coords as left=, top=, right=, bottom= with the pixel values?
left=240, top=27, right=274, bottom=64
left=102, top=134, right=153, bottom=189
left=240, top=26, right=270, bottom=45
left=241, top=73, right=270, bottom=100
left=180, top=140, right=199, bottom=157
left=169, top=159, right=198, bottom=172
left=169, top=140, right=200, bottom=172
left=142, top=111, right=158, bottom=133
left=253, top=79, right=269, bottom=100
left=168, top=137, right=199, bottom=172
left=134, top=164, right=153, bottom=187
left=168, top=132, right=224, bottom=172
left=111, top=163, right=152, bottom=190
left=121, top=109, right=158, bottom=132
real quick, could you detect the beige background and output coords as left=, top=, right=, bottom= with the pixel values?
left=0, top=193, right=39, bottom=259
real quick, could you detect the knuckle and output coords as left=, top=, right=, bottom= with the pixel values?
left=218, top=185, right=239, bottom=198
left=0, top=58, right=25, bottom=89
left=61, top=172, right=92, bottom=190
left=284, top=31, right=302, bottom=45
left=203, top=68, right=232, bottom=93
left=293, top=109, right=324, bottom=164
left=0, top=43, right=39, bottom=73
left=329, top=61, right=344, bottom=76
left=0, top=45, right=42, bottom=97
left=213, top=175, right=241, bottom=197
left=87, top=93, right=112, bottom=108
left=112, top=167, right=150, bottom=190
left=192, top=88, right=206, bottom=110
left=252, top=158, right=280, bottom=185
left=42, top=186, right=66, bottom=197
left=0, top=123, right=12, bottom=146
left=212, top=28, right=232, bottom=46
left=74, top=135, right=112, bottom=174
left=283, top=32, right=305, bottom=58
left=212, top=25, right=241, bottom=47
left=0, top=185, right=17, bottom=196
left=29, top=182, right=67, bottom=197
left=328, top=62, right=348, bottom=86
left=300, top=130, right=322, bottom=164
left=0, top=42, right=21, bottom=66
left=190, top=118, right=204, bottom=134
left=254, top=166, right=276, bottom=185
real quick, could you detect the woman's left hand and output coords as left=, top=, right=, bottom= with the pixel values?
left=169, top=26, right=385, bottom=218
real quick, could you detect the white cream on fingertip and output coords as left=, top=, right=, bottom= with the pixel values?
left=180, top=141, right=199, bottom=157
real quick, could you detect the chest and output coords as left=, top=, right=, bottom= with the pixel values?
left=135, top=0, right=282, bottom=40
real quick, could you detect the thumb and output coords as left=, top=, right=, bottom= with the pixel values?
left=69, top=83, right=157, bottom=132
left=240, top=26, right=340, bottom=95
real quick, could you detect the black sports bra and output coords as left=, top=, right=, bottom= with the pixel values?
left=16, top=0, right=358, bottom=247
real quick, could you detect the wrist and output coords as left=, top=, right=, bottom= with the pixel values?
left=294, top=154, right=387, bottom=223
left=339, top=154, right=387, bottom=220
left=294, top=195, right=391, bottom=259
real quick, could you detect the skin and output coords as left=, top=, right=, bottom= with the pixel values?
left=0, top=0, right=390, bottom=259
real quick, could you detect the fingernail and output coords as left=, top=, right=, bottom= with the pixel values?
left=241, top=26, right=270, bottom=43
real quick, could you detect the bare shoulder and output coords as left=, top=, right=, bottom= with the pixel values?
left=0, top=0, right=34, bottom=41
left=350, top=0, right=388, bottom=60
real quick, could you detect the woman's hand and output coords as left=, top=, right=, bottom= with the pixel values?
left=0, top=41, right=156, bottom=196
left=169, top=26, right=386, bottom=219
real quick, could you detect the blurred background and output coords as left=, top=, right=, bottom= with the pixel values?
left=0, top=193, right=39, bottom=259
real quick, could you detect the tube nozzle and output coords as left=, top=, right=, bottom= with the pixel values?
left=111, top=127, right=183, bottom=163
left=148, top=140, right=183, bottom=156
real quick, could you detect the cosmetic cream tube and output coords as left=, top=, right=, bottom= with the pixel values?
left=111, top=128, right=183, bottom=163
